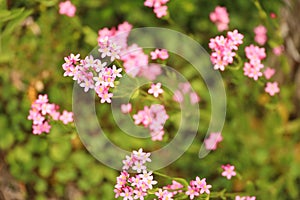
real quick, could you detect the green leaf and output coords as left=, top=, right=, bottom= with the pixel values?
left=1, top=9, right=33, bottom=36
left=78, top=179, right=91, bottom=191
left=71, top=151, right=92, bottom=170
left=83, top=26, right=98, bottom=46
left=0, top=131, right=14, bottom=150
left=38, top=156, right=54, bottom=178
left=49, top=141, right=72, bottom=162
left=35, top=179, right=48, bottom=193
left=0, top=8, right=23, bottom=23
left=55, top=166, right=77, bottom=183
left=85, top=164, right=103, bottom=185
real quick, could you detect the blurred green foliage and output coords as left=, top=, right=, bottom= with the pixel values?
left=0, top=0, right=299, bottom=199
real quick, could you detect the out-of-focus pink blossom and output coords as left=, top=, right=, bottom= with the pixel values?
left=59, top=1, right=76, bottom=17
left=254, top=25, right=267, bottom=45
left=264, top=67, right=275, bottom=80
left=265, top=82, right=280, bottom=96
left=210, top=6, right=230, bottom=32
left=204, top=132, right=223, bottom=150
left=272, top=45, right=284, bottom=55
left=121, top=103, right=132, bottom=114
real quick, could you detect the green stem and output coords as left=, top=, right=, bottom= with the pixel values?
left=252, top=0, right=268, bottom=24
left=227, top=54, right=243, bottom=70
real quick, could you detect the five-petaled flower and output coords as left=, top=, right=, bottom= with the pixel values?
left=59, top=1, right=76, bottom=17
left=265, top=82, right=280, bottom=96
left=221, top=164, right=237, bottom=179
left=148, top=82, right=164, bottom=97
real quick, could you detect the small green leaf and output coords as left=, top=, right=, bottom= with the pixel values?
left=35, top=179, right=48, bottom=193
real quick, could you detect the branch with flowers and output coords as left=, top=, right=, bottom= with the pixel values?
left=23, top=0, right=288, bottom=199
left=114, top=149, right=255, bottom=200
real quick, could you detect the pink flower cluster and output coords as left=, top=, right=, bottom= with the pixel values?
left=254, top=25, right=267, bottom=46
left=162, top=181, right=183, bottom=196
left=27, top=94, right=73, bottom=135
left=221, top=164, right=237, bottom=180
left=209, top=30, right=244, bottom=71
left=133, top=104, right=169, bottom=141
left=243, top=45, right=266, bottom=80
left=173, top=82, right=200, bottom=105
left=59, top=1, right=76, bottom=17
left=153, top=181, right=184, bottom=199
left=154, top=189, right=174, bottom=200
left=150, top=49, right=169, bottom=60
left=97, top=21, right=132, bottom=53
left=62, top=53, right=122, bottom=103
left=144, top=0, right=169, bottom=18
left=204, top=132, right=223, bottom=150
left=122, top=46, right=164, bottom=80
left=186, top=177, right=212, bottom=199
left=235, top=196, right=256, bottom=200
left=115, top=149, right=157, bottom=200
left=122, top=148, right=151, bottom=172
left=98, top=22, right=164, bottom=80
left=209, top=6, right=230, bottom=32
left=121, top=44, right=149, bottom=77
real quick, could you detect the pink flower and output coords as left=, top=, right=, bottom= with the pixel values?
left=133, top=105, right=168, bottom=141
left=265, top=82, right=280, bottom=96
left=150, top=49, right=160, bottom=60
left=148, top=82, right=163, bottom=97
left=49, top=111, right=60, bottom=120
left=36, top=94, right=49, bottom=104
left=227, top=30, right=244, bottom=48
left=139, top=64, right=162, bottom=81
left=187, top=177, right=212, bottom=197
left=153, top=5, right=168, bottom=18
left=199, top=183, right=212, bottom=194
left=263, top=67, right=275, bottom=79
left=150, top=130, right=164, bottom=141
left=254, top=25, right=267, bottom=45
left=245, top=45, right=266, bottom=61
left=59, top=1, right=76, bottom=17
left=243, top=62, right=263, bottom=81
left=120, top=187, right=133, bottom=200
left=210, top=6, right=230, bottom=32
left=179, top=82, right=191, bottom=94
left=173, top=90, right=183, bottom=103
left=144, top=0, right=169, bottom=18
left=204, top=132, right=223, bottom=150
left=190, top=92, right=200, bottom=104
left=150, top=49, right=169, bottom=60
left=121, top=44, right=149, bottom=77
left=186, top=186, right=199, bottom=199
left=155, top=189, right=173, bottom=199
left=33, top=121, right=51, bottom=135
left=121, top=103, right=132, bottom=114
left=270, top=12, right=277, bottom=18
left=59, top=110, right=73, bottom=124
left=100, top=92, right=113, bottom=103
left=273, top=45, right=284, bottom=55
left=144, top=0, right=155, bottom=7
left=158, top=49, right=169, bottom=60
left=221, top=164, right=237, bottom=179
